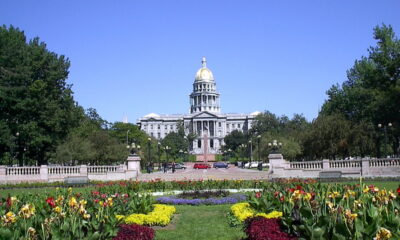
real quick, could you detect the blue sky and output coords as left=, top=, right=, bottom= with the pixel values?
left=1, top=1, right=399, bottom=123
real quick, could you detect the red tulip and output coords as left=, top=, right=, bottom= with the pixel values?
left=46, top=197, right=56, bottom=208
left=255, top=192, right=262, bottom=198
left=397, top=186, right=400, bottom=196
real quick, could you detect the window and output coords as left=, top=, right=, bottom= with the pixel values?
left=218, top=122, right=221, bottom=127
left=151, top=132, right=154, bottom=137
left=158, top=124, right=160, bottom=130
left=238, top=124, right=241, bottom=128
left=157, top=133, right=161, bottom=139
left=197, top=139, right=201, bottom=148
left=210, top=139, right=214, bottom=148
left=150, top=125, right=153, bottom=130
left=165, top=125, right=167, bottom=130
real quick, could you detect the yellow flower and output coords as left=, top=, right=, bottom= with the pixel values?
left=303, top=193, right=312, bottom=201
left=79, top=199, right=87, bottom=206
left=83, top=213, right=91, bottom=219
left=375, top=227, right=392, bottom=240
left=1, top=211, right=17, bottom=225
left=345, top=209, right=357, bottom=222
left=54, top=206, right=62, bottom=214
left=19, top=204, right=35, bottom=219
left=328, top=191, right=341, bottom=198
left=231, top=203, right=255, bottom=221
left=122, top=204, right=176, bottom=226
left=344, top=190, right=356, bottom=199
left=256, top=211, right=283, bottom=219
left=69, top=197, right=78, bottom=208
left=68, top=187, right=73, bottom=194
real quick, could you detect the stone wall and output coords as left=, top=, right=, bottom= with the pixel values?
left=268, top=154, right=400, bottom=179
left=0, top=154, right=141, bottom=184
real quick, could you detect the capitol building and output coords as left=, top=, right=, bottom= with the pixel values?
left=137, top=58, right=259, bottom=157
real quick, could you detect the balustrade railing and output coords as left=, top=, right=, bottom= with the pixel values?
left=289, top=161, right=323, bottom=169
left=6, top=167, right=40, bottom=175
left=330, top=160, right=361, bottom=169
left=88, top=166, right=122, bottom=174
left=369, top=158, right=400, bottom=167
left=48, top=166, right=80, bottom=175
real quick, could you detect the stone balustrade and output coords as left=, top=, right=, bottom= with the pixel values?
left=269, top=154, right=400, bottom=179
left=0, top=155, right=141, bottom=184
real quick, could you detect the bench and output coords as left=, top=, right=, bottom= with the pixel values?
left=64, top=176, right=89, bottom=186
left=319, top=171, right=342, bottom=179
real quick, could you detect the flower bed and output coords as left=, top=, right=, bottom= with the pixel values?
left=244, top=217, right=297, bottom=240
left=113, top=224, right=155, bottom=240
left=156, top=193, right=247, bottom=205
left=117, top=204, right=176, bottom=226
left=230, top=202, right=283, bottom=222
left=230, top=181, right=400, bottom=239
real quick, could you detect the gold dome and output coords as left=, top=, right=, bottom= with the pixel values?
left=195, top=57, right=214, bottom=82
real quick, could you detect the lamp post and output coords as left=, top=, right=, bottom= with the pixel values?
left=248, top=140, right=253, bottom=162
left=378, top=123, right=392, bottom=158
left=165, top=146, right=170, bottom=165
left=147, top=138, right=152, bottom=173
left=257, top=135, right=261, bottom=162
left=158, top=142, right=161, bottom=171
left=126, top=130, right=130, bottom=146
left=268, top=140, right=282, bottom=154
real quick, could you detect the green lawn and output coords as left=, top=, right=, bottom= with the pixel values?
left=154, top=205, right=245, bottom=240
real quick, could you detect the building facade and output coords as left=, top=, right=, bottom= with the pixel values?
left=137, top=57, right=260, bottom=155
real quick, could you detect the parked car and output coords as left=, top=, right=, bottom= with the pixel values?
left=244, top=162, right=269, bottom=168
left=166, top=163, right=187, bottom=170
left=193, top=163, right=211, bottom=169
left=213, top=162, right=229, bottom=168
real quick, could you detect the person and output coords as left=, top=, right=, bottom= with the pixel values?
left=163, top=162, right=167, bottom=173
left=257, top=162, right=263, bottom=171
left=146, top=163, right=151, bottom=174
left=172, top=161, right=176, bottom=173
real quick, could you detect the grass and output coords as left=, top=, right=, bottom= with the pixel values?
left=154, top=205, right=245, bottom=240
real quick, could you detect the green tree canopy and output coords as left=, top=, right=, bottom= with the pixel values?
left=0, top=25, right=82, bottom=165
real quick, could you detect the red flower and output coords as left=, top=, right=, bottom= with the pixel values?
left=397, top=186, right=400, bottom=196
left=280, top=196, right=285, bottom=202
left=46, top=197, right=56, bottom=208
left=101, top=194, right=107, bottom=199
left=296, top=185, right=302, bottom=190
left=255, top=192, right=262, bottom=198
left=6, top=196, right=12, bottom=208
left=94, top=199, right=100, bottom=203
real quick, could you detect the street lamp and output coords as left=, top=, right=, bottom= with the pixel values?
left=268, top=140, right=282, bottom=154
left=378, top=123, right=392, bottom=158
left=248, top=140, right=253, bottom=162
left=158, top=142, right=161, bottom=171
left=165, top=146, right=171, bottom=164
left=126, top=130, right=130, bottom=146
left=147, top=138, right=152, bottom=173
left=257, top=135, right=261, bottom=162
left=127, top=143, right=140, bottom=155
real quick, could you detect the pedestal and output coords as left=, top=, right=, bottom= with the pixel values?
left=126, top=154, right=141, bottom=180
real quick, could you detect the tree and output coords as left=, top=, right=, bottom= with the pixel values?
left=0, top=25, right=82, bottom=165
left=54, top=108, right=126, bottom=165
left=321, top=24, right=400, bottom=156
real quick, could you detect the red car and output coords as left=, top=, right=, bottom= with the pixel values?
left=193, top=163, right=211, bottom=169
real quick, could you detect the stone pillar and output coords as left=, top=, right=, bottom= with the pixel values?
left=0, top=166, right=6, bottom=182
left=361, top=158, right=370, bottom=177
left=80, top=165, right=88, bottom=176
left=126, top=154, right=141, bottom=180
left=268, top=153, right=286, bottom=177
left=322, top=159, right=330, bottom=170
left=40, top=165, right=48, bottom=181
